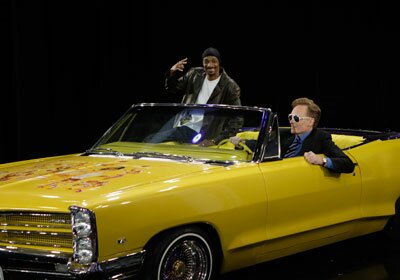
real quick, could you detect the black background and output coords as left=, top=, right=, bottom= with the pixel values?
left=1, top=1, right=399, bottom=163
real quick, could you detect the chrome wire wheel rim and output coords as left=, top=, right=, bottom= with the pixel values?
left=158, top=233, right=212, bottom=280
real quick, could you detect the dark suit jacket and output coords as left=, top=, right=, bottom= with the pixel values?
left=281, top=129, right=355, bottom=173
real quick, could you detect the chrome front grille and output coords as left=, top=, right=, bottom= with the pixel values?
left=0, top=212, right=72, bottom=252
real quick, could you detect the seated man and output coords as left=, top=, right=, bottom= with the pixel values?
left=230, top=97, right=355, bottom=174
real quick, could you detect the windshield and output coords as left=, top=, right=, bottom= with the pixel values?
left=87, top=104, right=267, bottom=163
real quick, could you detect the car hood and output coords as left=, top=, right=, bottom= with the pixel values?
left=0, top=154, right=219, bottom=211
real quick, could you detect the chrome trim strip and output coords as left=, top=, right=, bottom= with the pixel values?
left=1, top=269, right=73, bottom=277
left=0, top=223, right=69, bottom=229
left=132, top=102, right=268, bottom=112
left=1, top=229, right=72, bottom=247
left=0, top=245, right=70, bottom=261
left=0, top=212, right=70, bottom=222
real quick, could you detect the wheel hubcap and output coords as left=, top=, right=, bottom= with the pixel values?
left=161, top=239, right=211, bottom=280
left=172, top=260, right=186, bottom=277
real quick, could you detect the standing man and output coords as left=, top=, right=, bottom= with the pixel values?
left=155, top=47, right=242, bottom=146
left=165, top=47, right=241, bottom=105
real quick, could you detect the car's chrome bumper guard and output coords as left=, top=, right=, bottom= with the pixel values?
left=83, top=250, right=146, bottom=279
left=0, top=246, right=146, bottom=279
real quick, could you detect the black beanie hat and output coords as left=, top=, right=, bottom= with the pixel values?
left=202, top=47, right=221, bottom=64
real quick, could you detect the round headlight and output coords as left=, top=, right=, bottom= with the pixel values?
left=75, top=211, right=91, bottom=224
left=75, top=238, right=93, bottom=265
left=75, top=222, right=91, bottom=236
left=75, top=249, right=93, bottom=265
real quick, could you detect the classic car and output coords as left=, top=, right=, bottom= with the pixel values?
left=1, top=103, right=400, bottom=280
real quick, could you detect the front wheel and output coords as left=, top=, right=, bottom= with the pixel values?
left=142, top=226, right=218, bottom=280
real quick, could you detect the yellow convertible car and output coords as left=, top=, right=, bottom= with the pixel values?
left=1, top=103, right=400, bottom=280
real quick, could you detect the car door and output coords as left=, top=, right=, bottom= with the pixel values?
left=258, top=154, right=361, bottom=241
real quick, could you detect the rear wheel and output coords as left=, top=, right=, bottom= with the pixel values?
left=142, top=226, right=218, bottom=280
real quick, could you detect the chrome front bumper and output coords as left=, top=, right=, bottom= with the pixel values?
left=0, top=246, right=145, bottom=279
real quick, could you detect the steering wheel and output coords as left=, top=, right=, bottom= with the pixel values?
left=216, top=139, right=253, bottom=155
